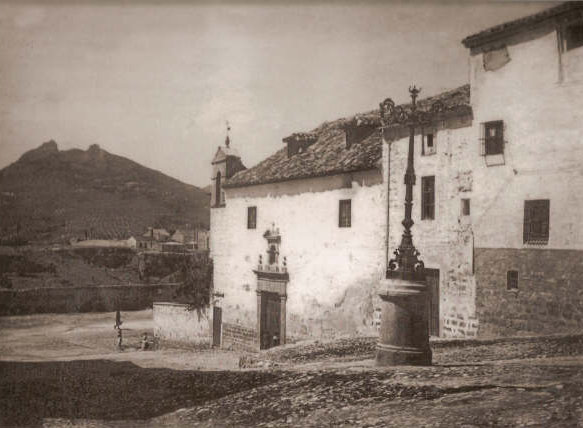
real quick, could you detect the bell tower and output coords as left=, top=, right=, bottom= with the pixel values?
left=211, top=121, right=246, bottom=208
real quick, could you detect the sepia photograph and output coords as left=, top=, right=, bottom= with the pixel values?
left=0, top=0, right=582, bottom=426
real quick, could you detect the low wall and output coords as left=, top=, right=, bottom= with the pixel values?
left=153, top=302, right=211, bottom=346
left=0, top=283, right=179, bottom=316
left=222, top=323, right=258, bottom=353
left=475, top=247, right=583, bottom=337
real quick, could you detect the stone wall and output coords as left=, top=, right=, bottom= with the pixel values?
left=222, top=323, right=258, bottom=352
left=212, top=169, right=387, bottom=340
left=475, top=248, right=583, bottom=337
left=152, top=302, right=212, bottom=346
left=0, top=283, right=179, bottom=315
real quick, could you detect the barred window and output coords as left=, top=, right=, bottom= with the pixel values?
left=507, top=270, right=519, bottom=290
left=523, top=200, right=550, bottom=244
left=480, top=121, right=504, bottom=155
left=421, top=176, right=435, bottom=220
left=247, top=206, right=257, bottom=229
left=461, top=198, right=471, bottom=216
left=339, top=199, right=351, bottom=228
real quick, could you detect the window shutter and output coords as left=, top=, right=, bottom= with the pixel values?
left=524, top=200, right=550, bottom=244
left=339, top=199, right=351, bottom=228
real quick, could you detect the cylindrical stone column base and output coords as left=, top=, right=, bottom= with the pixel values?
left=375, top=278, right=432, bottom=366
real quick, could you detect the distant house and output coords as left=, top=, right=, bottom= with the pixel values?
left=136, top=228, right=170, bottom=251
left=172, top=229, right=195, bottom=245
left=143, top=227, right=171, bottom=242
left=135, top=235, right=154, bottom=250
left=172, top=227, right=210, bottom=251
left=195, top=228, right=210, bottom=251
left=126, top=236, right=137, bottom=249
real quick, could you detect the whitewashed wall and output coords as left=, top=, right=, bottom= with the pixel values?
left=211, top=168, right=387, bottom=339
left=387, top=123, right=477, bottom=337
left=153, top=302, right=212, bottom=345
left=469, top=26, right=583, bottom=250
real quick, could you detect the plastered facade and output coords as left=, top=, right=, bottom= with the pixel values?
left=386, top=119, right=478, bottom=337
left=211, top=167, right=388, bottom=340
left=153, top=302, right=212, bottom=345
left=469, top=25, right=583, bottom=251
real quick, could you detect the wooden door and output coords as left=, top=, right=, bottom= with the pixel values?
left=213, top=306, right=222, bottom=347
left=260, top=292, right=281, bottom=350
left=425, top=268, right=440, bottom=337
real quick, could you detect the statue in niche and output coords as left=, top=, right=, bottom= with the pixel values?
left=268, top=244, right=278, bottom=265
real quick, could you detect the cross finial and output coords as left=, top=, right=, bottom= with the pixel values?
left=225, top=120, right=231, bottom=148
left=409, top=86, right=421, bottom=109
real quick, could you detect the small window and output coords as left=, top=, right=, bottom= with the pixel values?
left=215, top=171, right=222, bottom=207
left=247, top=206, right=257, bottom=229
left=461, top=199, right=470, bottom=216
left=565, top=23, right=583, bottom=51
left=422, top=133, right=436, bottom=155
left=421, top=176, right=435, bottom=220
left=481, top=121, right=504, bottom=155
left=339, top=199, right=351, bottom=228
left=507, top=270, right=518, bottom=290
left=524, top=200, right=549, bottom=244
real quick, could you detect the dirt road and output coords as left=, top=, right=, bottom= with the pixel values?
left=1, top=311, right=583, bottom=427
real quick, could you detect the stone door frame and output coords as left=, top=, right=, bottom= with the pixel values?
left=256, top=276, right=288, bottom=349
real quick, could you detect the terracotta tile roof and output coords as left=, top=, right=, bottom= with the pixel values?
left=462, top=2, right=583, bottom=49
left=224, top=84, right=471, bottom=189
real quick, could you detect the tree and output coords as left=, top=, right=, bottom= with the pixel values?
left=174, top=253, right=213, bottom=319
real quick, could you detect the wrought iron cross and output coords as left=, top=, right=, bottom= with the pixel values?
left=379, top=86, right=445, bottom=282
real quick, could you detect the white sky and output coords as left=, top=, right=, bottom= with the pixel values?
left=0, top=1, right=553, bottom=187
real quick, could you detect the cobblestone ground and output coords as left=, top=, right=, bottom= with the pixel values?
left=2, top=312, right=582, bottom=427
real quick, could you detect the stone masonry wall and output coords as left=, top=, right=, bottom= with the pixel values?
left=222, top=323, right=258, bottom=353
left=475, top=248, right=583, bottom=337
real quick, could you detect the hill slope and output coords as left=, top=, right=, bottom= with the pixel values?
left=0, top=140, right=209, bottom=243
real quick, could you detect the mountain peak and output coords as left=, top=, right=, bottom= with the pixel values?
left=1, top=140, right=210, bottom=243
left=19, top=140, right=59, bottom=162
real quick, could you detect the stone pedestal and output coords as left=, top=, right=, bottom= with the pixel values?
left=376, top=278, right=432, bottom=366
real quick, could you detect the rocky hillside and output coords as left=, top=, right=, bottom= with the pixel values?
left=0, top=140, right=209, bottom=243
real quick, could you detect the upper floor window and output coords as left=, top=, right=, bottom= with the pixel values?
left=421, top=176, right=435, bottom=220
left=339, top=199, right=351, bottom=228
left=565, top=22, right=583, bottom=51
left=523, top=200, right=550, bottom=244
left=481, top=121, right=504, bottom=156
left=461, top=198, right=471, bottom=216
left=422, top=132, right=436, bottom=156
left=247, top=206, right=257, bottom=229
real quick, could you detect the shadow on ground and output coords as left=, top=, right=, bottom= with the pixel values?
left=0, top=359, right=281, bottom=427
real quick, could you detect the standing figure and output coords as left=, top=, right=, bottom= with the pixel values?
left=116, top=326, right=123, bottom=351
left=114, top=309, right=122, bottom=329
